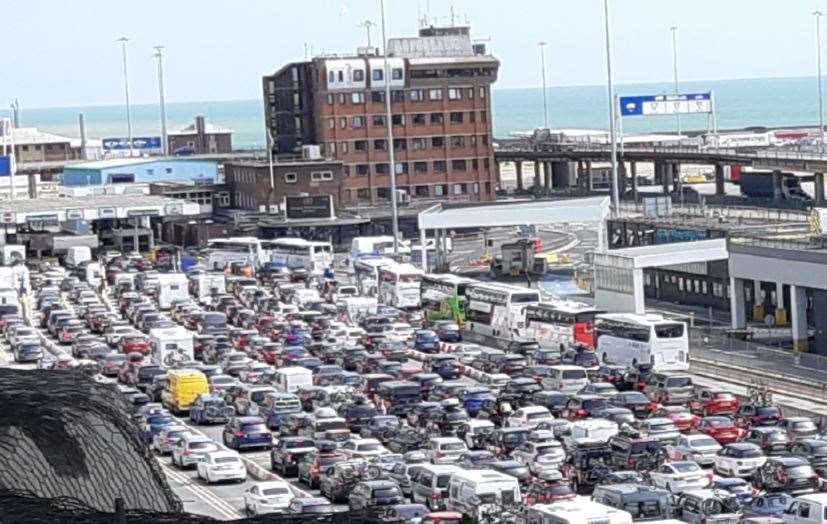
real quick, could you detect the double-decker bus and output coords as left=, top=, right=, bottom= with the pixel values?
left=524, top=300, right=603, bottom=352
left=353, top=257, right=394, bottom=296
left=420, top=273, right=475, bottom=323
left=377, top=263, right=423, bottom=309
left=262, top=238, right=334, bottom=276
left=594, top=313, right=689, bottom=371
left=465, top=282, right=540, bottom=338
left=206, top=237, right=263, bottom=270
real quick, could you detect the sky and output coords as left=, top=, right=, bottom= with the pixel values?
left=2, top=0, right=826, bottom=108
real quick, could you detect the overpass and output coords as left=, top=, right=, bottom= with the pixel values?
left=493, top=144, right=827, bottom=204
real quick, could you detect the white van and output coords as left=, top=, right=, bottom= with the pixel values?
left=274, top=367, right=313, bottom=393
left=782, top=493, right=827, bottom=524
left=564, top=419, right=619, bottom=447
left=525, top=500, right=633, bottom=524
left=65, top=246, right=92, bottom=268
left=156, top=273, right=190, bottom=309
left=542, top=365, right=590, bottom=393
left=85, top=262, right=104, bottom=288
left=149, top=326, right=194, bottom=367
left=446, top=469, right=521, bottom=521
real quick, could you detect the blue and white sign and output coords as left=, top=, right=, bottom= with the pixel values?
left=619, top=92, right=712, bottom=117
left=0, top=156, right=9, bottom=176
left=102, top=136, right=162, bottom=150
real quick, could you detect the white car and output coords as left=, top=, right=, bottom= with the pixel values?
left=387, top=322, right=414, bottom=342
left=243, top=480, right=295, bottom=515
left=665, top=434, right=722, bottom=466
left=427, top=437, right=468, bottom=464
left=649, top=461, right=711, bottom=493
left=460, top=419, right=496, bottom=450
left=507, top=406, right=555, bottom=429
left=339, top=438, right=390, bottom=459
left=196, top=450, right=247, bottom=483
left=171, top=434, right=220, bottom=468
left=151, top=425, right=191, bottom=455
left=511, top=440, right=566, bottom=468
left=712, top=442, right=767, bottom=477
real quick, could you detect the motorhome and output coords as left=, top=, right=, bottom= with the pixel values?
left=150, top=326, right=195, bottom=367
left=191, top=273, right=227, bottom=305
left=156, top=273, right=190, bottom=309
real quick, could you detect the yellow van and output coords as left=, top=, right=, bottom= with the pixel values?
left=163, top=370, right=208, bottom=414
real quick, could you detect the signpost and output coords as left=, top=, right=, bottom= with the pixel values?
left=102, top=136, right=162, bottom=151
left=283, top=195, right=335, bottom=220
left=617, top=92, right=717, bottom=136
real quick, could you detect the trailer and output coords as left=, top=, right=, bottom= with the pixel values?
left=191, top=273, right=226, bottom=305
left=150, top=326, right=194, bottom=367
left=156, top=273, right=190, bottom=309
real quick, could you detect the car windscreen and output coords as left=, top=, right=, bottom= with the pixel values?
left=262, top=487, right=290, bottom=496
left=215, top=457, right=241, bottom=464
left=655, top=323, right=684, bottom=338
left=242, top=424, right=268, bottom=434
left=787, top=465, right=816, bottom=477
left=562, top=369, right=587, bottom=380
left=665, top=377, right=692, bottom=388
left=440, top=442, right=465, bottom=451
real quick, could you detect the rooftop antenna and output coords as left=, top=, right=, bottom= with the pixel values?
left=359, top=20, right=377, bottom=47
left=450, top=5, right=456, bottom=26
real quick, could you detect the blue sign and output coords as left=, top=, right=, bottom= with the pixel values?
left=102, top=136, right=162, bottom=150
left=619, top=92, right=712, bottom=117
left=0, top=156, right=9, bottom=176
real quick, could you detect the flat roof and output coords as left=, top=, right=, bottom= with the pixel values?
left=66, top=157, right=218, bottom=171
left=0, top=194, right=179, bottom=213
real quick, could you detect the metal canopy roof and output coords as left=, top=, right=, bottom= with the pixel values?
left=601, top=238, right=729, bottom=268
left=0, top=194, right=200, bottom=225
left=417, top=196, right=610, bottom=230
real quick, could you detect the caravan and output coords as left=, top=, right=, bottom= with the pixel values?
left=150, top=326, right=194, bottom=367
left=446, top=469, right=521, bottom=520
left=191, top=273, right=227, bottom=305
left=156, top=273, right=190, bottom=309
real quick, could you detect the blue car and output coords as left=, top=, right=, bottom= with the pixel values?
left=413, top=330, right=441, bottom=353
left=746, top=493, right=794, bottom=518
left=433, top=361, right=461, bottom=380
left=460, top=386, right=496, bottom=417
left=222, top=416, right=273, bottom=450
left=143, top=413, right=175, bottom=443
left=189, top=394, right=235, bottom=425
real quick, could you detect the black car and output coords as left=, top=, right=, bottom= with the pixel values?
left=742, top=427, right=791, bottom=455
left=531, top=391, right=571, bottom=417
left=501, top=378, right=542, bottom=401
left=270, top=436, right=317, bottom=476
left=611, top=391, right=654, bottom=418
left=489, top=460, right=531, bottom=486
left=753, top=456, right=819, bottom=495
left=339, top=400, right=379, bottom=432
left=386, top=428, right=429, bottom=454
left=790, top=439, right=827, bottom=477
left=607, top=433, right=664, bottom=471
left=348, top=480, right=403, bottom=511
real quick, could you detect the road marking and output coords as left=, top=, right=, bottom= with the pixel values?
left=159, top=461, right=241, bottom=520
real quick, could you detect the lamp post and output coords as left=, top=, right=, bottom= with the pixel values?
left=670, top=25, right=681, bottom=136
left=117, top=36, right=134, bottom=156
left=379, top=0, right=399, bottom=255
left=153, top=45, right=168, bottom=156
left=538, top=41, right=549, bottom=129
left=816, top=11, right=824, bottom=154
left=602, top=0, right=619, bottom=215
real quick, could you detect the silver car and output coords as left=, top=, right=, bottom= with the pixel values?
left=666, top=434, right=721, bottom=466
left=152, top=425, right=192, bottom=455
left=171, top=434, right=219, bottom=468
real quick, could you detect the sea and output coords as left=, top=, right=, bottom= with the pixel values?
left=3, top=76, right=824, bottom=149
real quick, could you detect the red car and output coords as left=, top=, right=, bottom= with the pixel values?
left=689, top=389, right=741, bottom=416
left=651, top=405, right=699, bottom=432
left=695, top=416, right=744, bottom=444
left=120, top=334, right=150, bottom=355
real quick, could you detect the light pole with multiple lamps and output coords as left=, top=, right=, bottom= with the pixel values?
left=117, top=36, right=134, bottom=156
left=602, top=0, right=620, bottom=215
left=538, top=41, right=549, bottom=129
left=153, top=45, right=169, bottom=156
left=379, top=0, right=400, bottom=256
left=670, top=25, right=681, bottom=136
left=815, top=10, right=824, bottom=153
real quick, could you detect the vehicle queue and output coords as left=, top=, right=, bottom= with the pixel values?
left=5, top=241, right=827, bottom=524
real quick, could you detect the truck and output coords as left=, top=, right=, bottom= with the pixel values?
left=783, top=493, right=827, bottom=524
left=739, top=170, right=812, bottom=203
left=149, top=326, right=194, bottom=367
left=191, top=273, right=226, bottom=305
left=65, top=246, right=92, bottom=268
left=490, top=238, right=548, bottom=278
left=156, top=273, right=190, bottom=309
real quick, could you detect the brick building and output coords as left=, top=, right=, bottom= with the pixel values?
left=262, top=25, right=499, bottom=204
left=224, top=158, right=345, bottom=212
left=168, top=116, right=233, bottom=155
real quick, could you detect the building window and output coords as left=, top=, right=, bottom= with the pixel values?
left=328, top=118, right=335, bottom=129
left=428, top=88, right=443, bottom=100
left=344, top=165, right=351, bottom=177
left=375, top=163, right=389, bottom=175
left=431, top=113, right=444, bottom=125
left=393, top=138, right=407, bottom=150
left=409, top=89, right=424, bottom=101
left=392, top=68, right=403, bottom=80
left=357, top=188, right=370, bottom=199
left=453, top=183, right=467, bottom=195
left=338, top=93, right=345, bottom=104
left=284, top=172, right=297, bottom=183
left=329, top=142, right=337, bottom=155
left=479, top=86, right=486, bottom=98
left=481, top=134, right=489, bottom=145
left=468, top=87, right=475, bottom=99
left=472, top=158, right=479, bottom=170
left=432, top=136, right=445, bottom=148
left=391, top=90, right=404, bottom=103
left=372, top=115, right=386, bottom=127
left=371, top=91, right=385, bottom=103
left=392, top=114, right=404, bottom=126
left=356, top=164, right=369, bottom=176
left=377, top=187, right=391, bottom=199
left=412, top=113, right=426, bottom=126
left=351, top=92, right=365, bottom=104
left=433, top=160, right=447, bottom=173
left=373, top=139, right=388, bottom=151
left=412, top=138, right=427, bottom=150
left=341, top=141, right=349, bottom=153
left=415, top=185, right=430, bottom=196
left=337, top=71, right=344, bottom=82
left=448, top=88, right=462, bottom=100
left=450, top=112, right=464, bottom=124
left=353, top=69, right=365, bottom=82
left=352, top=116, right=365, bottom=128
left=147, top=169, right=154, bottom=176
left=434, top=184, right=446, bottom=196
left=481, top=110, right=488, bottom=122
left=328, top=71, right=335, bottom=83
left=311, top=171, right=333, bottom=181
left=394, top=162, right=407, bottom=175
left=354, top=140, right=368, bottom=151
left=470, top=135, right=477, bottom=146
left=473, top=182, right=479, bottom=194
left=166, top=167, right=173, bottom=174
left=372, top=68, right=384, bottom=81
left=339, top=117, right=348, bottom=129
left=452, top=159, right=467, bottom=171
left=327, top=93, right=334, bottom=104
left=414, top=161, right=428, bottom=173
left=451, top=136, right=466, bottom=148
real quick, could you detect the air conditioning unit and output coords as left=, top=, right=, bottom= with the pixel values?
left=396, top=189, right=410, bottom=205
left=268, top=205, right=280, bottom=214
left=302, top=145, right=321, bottom=160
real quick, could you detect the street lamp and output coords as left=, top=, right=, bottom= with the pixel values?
left=153, top=46, right=169, bottom=156
left=117, top=36, right=134, bottom=156
left=538, top=42, right=549, bottom=129
left=379, top=0, right=400, bottom=256
left=602, top=0, right=620, bottom=215
left=815, top=11, right=824, bottom=153
left=670, top=25, right=681, bottom=136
